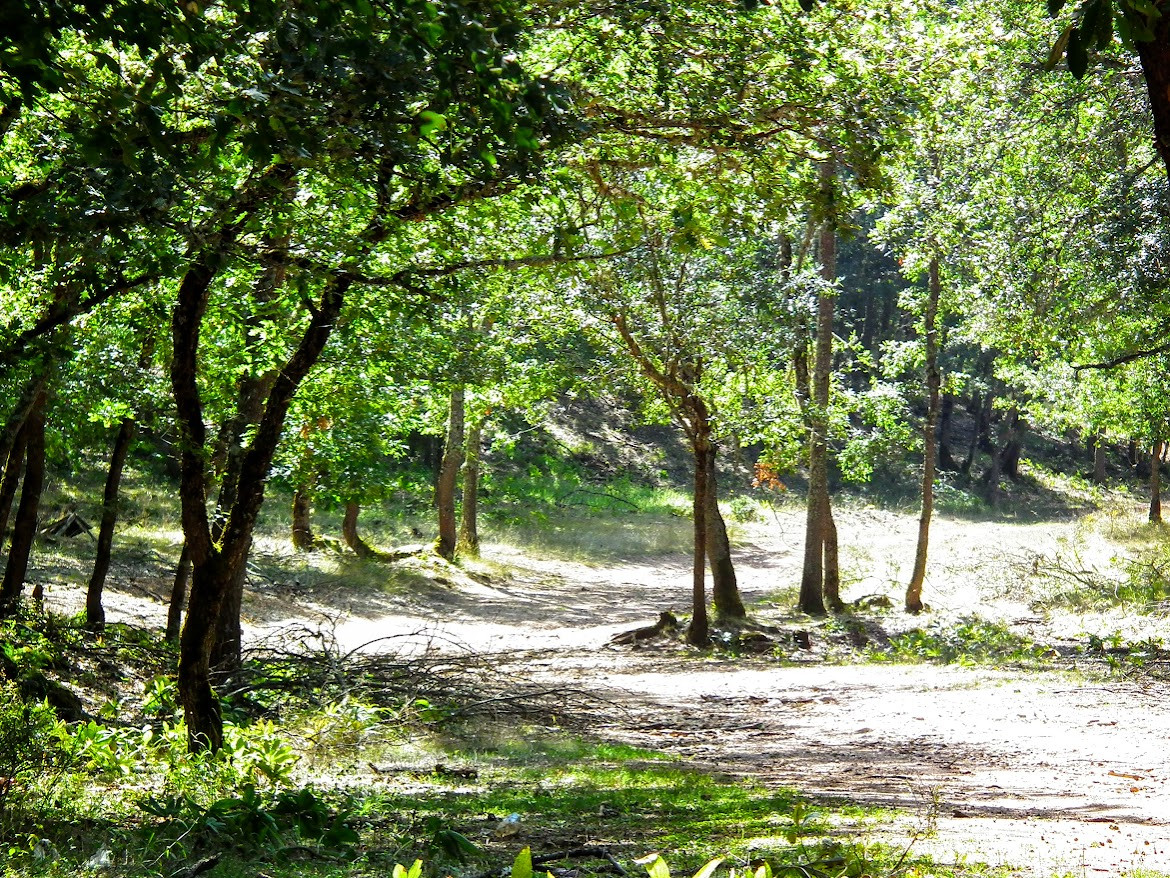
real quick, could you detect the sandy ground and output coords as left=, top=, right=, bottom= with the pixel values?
left=32, top=501, right=1170, bottom=875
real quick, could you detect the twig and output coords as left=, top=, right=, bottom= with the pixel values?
left=556, top=487, right=640, bottom=511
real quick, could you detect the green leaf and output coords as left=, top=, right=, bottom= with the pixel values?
left=512, top=847, right=534, bottom=878
left=637, top=855, right=671, bottom=878
left=691, top=858, right=724, bottom=878
left=1067, top=25, right=1089, bottom=77
left=1043, top=23, right=1072, bottom=72
left=419, top=110, right=448, bottom=138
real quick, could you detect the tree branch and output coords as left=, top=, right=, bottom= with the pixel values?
left=1074, top=341, right=1170, bottom=372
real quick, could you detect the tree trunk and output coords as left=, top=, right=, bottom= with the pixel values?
left=435, top=385, right=465, bottom=561
left=705, top=443, right=744, bottom=620
left=822, top=497, right=842, bottom=611
left=173, top=177, right=357, bottom=750
left=291, top=484, right=315, bottom=550
left=0, top=390, right=46, bottom=618
left=961, top=391, right=980, bottom=474
left=1151, top=440, right=1163, bottom=523
left=1136, top=21, right=1170, bottom=185
left=687, top=436, right=711, bottom=646
left=906, top=257, right=942, bottom=614
left=167, top=541, right=191, bottom=643
left=0, top=420, right=28, bottom=546
left=982, top=439, right=1003, bottom=507
left=85, top=417, right=136, bottom=629
left=457, top=414, right=483, bottom=558
left=209, top=539, right=249, bottom=676
left=999, top=408, right=1023, bottom=480
left=1092, top=431, right=1107, bottom=484
left=342, top=501, right=375, bottom=558
left=799, top=162, right=837, bottom=617
left=937, top=393, right=958, bottom=471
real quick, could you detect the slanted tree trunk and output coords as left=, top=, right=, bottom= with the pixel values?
left=1151, top=440, right=1163, bottom=523
left=291, top=485, right=315, bottom=550
left=435, top=385, right=465, bottom=561
left=906, top=257, right=942, bottom=614
left=609, top=312, right=735, bottom=644
left=342, top=502, right=375, bottom=558
left=174, top=171, right=361, bottom=751
left=0, top=390, right=46, bottom=618
left=85, top=417, right=136, bottom=629
left=457, top=413, right=484, bottom=558
left=167, top=542, right=191, bottom=643
left=0, top=374, right=49, bottom=548
left=799, top=161, right=838, bottom=616
left=705, top=446, right=744, bottom=620
left=0, top=421, right=28, bottom=546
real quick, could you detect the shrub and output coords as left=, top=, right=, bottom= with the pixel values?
left=0, top=681, right=68, bottom=822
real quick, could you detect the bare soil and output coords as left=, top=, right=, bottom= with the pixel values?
left=33, top=500, right=1170, bottom=875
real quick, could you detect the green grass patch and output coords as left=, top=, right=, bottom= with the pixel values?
left=869, top=617, right=1051, bottom=667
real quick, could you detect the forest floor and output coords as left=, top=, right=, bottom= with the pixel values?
left=33, top=490, right=1170, bottom=876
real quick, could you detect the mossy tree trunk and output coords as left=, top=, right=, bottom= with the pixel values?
left=342, top=501, right=375, bottom=558
left=291, top=485, right=316, bottom=551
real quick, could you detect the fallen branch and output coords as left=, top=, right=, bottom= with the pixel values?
left=472, top=847, right=629, bottom=878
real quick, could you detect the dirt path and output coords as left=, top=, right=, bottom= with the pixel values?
left=303, top=504, right=1170, bottom=876
left=36, top=501, right=1170, bottom=874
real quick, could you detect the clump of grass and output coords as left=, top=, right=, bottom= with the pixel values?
left=870, top=617, right=1050, bottom=667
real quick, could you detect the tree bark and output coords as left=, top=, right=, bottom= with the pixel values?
left=291, top=485, right=315, bottom=550
left=1136, top=21, right=1170, bottom=185
left=0, top=390, right=46, bottom=618
left=822, top=497, right=842, bottom=611
left=208, top=539, right=249, bottom=676
left=1151, top=440, right=1163, bottom=523
left=937, top=393, right=958, bottom=471
left=705, top=443, right=744, bottom=620
left=342, top=502, right=375, bottom=558
left=999, top=408, right=1023, bottom=480
left=906, top=256, right=942, bottom=614
left=1092, top=431, right=1107, bottom=484
left=0, top=420, right=28, bottom=546
left=435, top=385, right=465, bottom=561
left=167, top=541, right=191, bottom=643
left=457, top=413, right=483, bottom=558
left=85, top=417, right=136, bottom=629
left=799, top=161, right=837, bottom=616
left=171, top=162, right=375, bottom=751
left=688, top=435, right=711, bottom=646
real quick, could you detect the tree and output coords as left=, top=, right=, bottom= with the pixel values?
left=154, top=0, right=570, bottom=751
